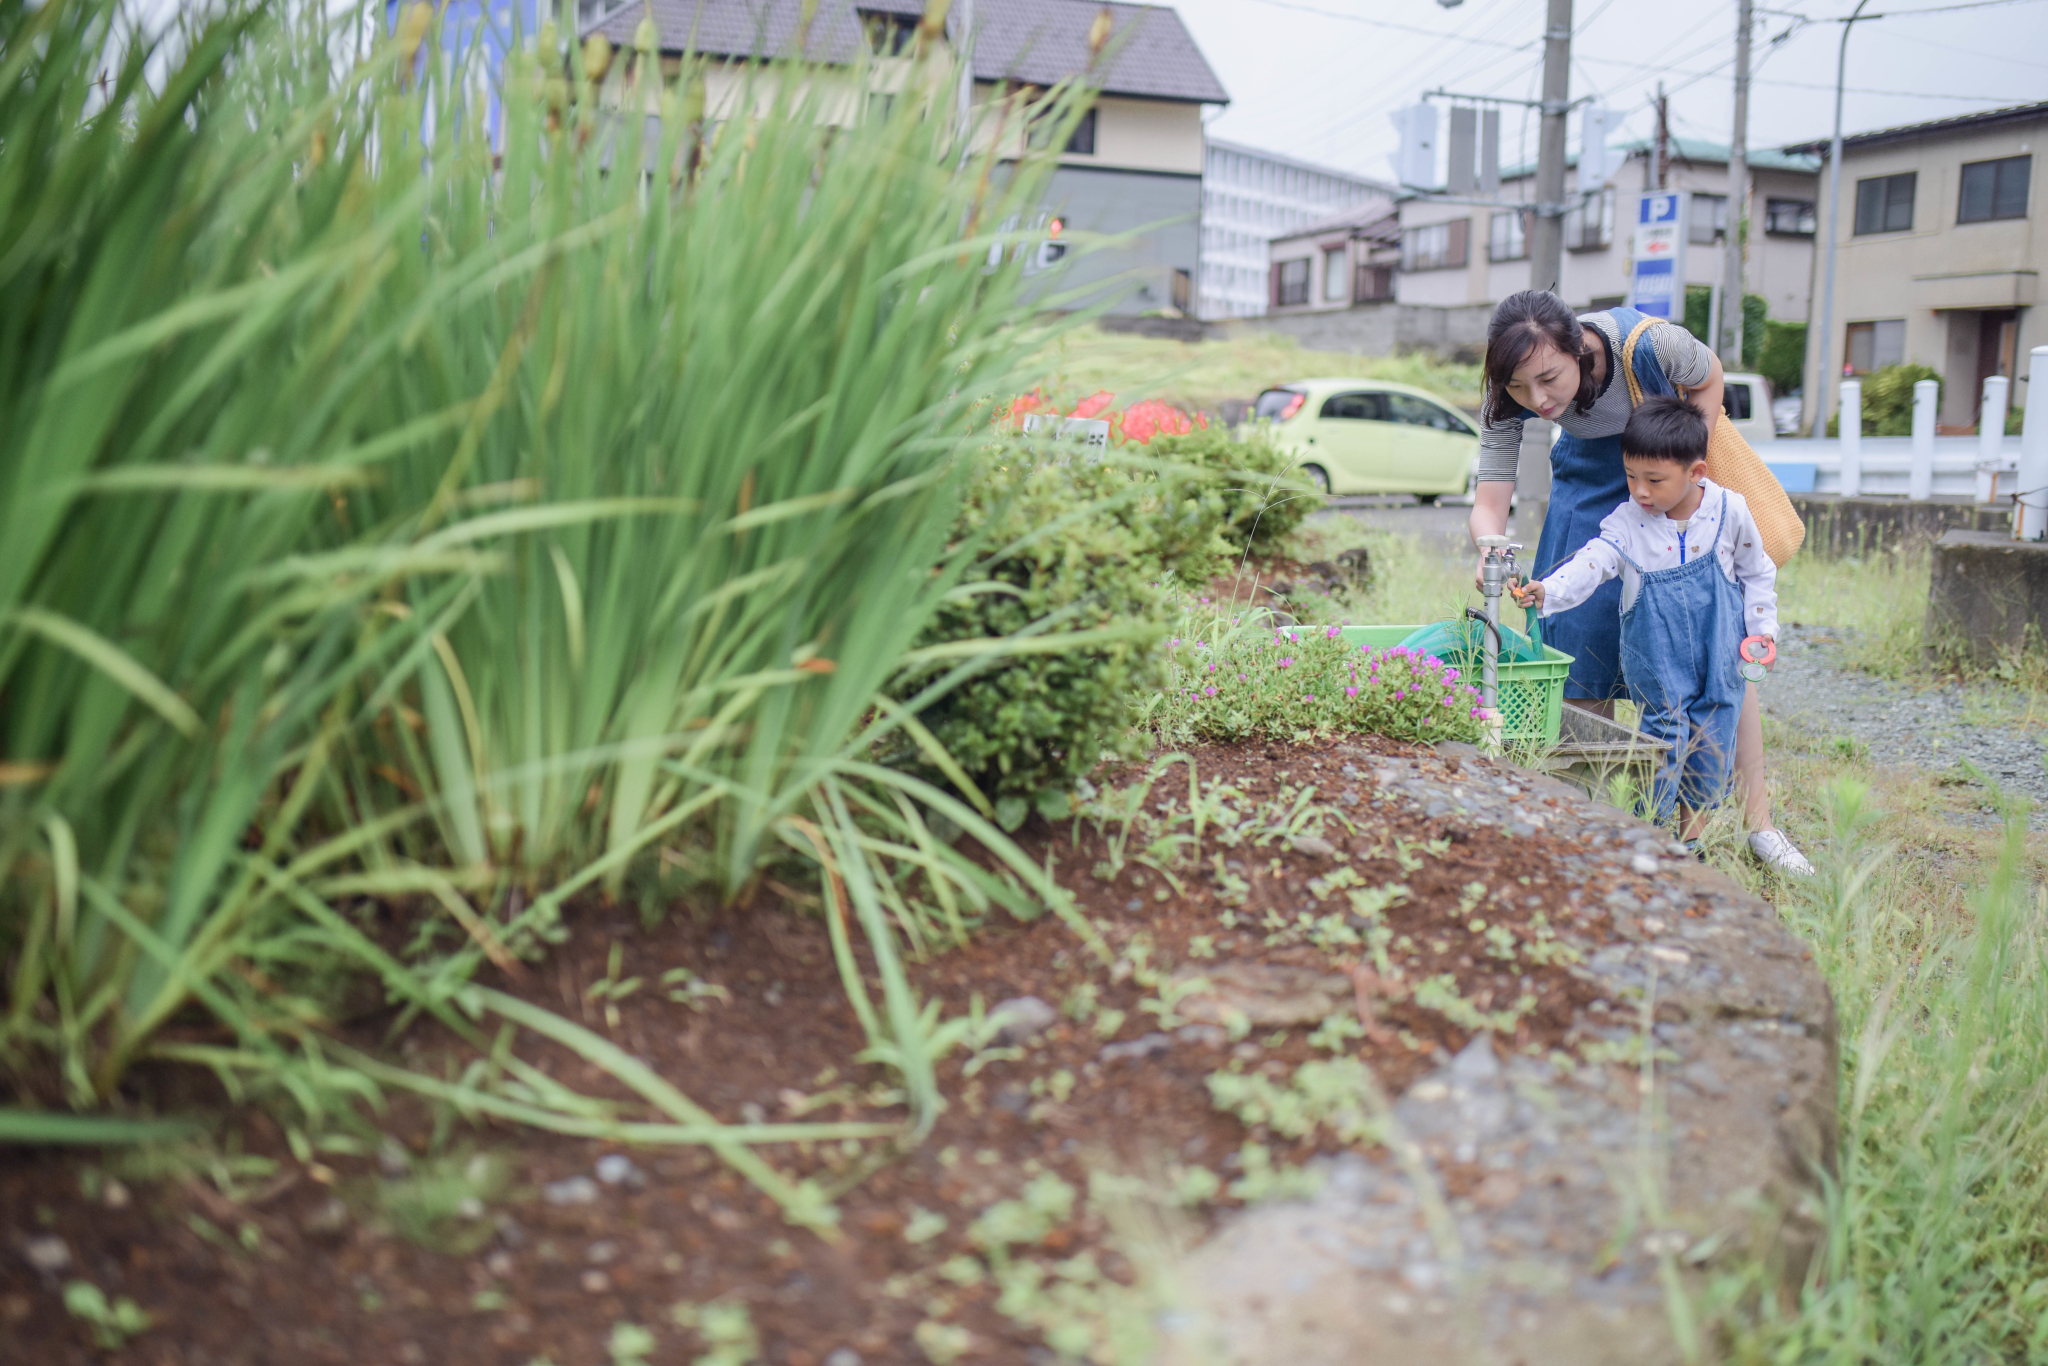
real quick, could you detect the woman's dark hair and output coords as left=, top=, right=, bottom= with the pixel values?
left=1481, top=290, right=1597, bottom=426
left=1621, top=395, right=1709, bottom=465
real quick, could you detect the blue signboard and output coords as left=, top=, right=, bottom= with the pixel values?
left=1628, top=191, right=1689, bottom=319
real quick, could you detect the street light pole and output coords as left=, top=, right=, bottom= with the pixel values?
left=1811, top=0, right=1874, bottom=442
left=1528, top=0, right=1573, bottom=292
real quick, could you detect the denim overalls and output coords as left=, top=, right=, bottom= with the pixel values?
left=1522, top=306, right=1677, bottom=701
left=1611, top=488, right=1747, bottom=822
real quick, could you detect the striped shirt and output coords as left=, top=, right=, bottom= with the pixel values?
left=1476, top=312, right=1715, bottom=485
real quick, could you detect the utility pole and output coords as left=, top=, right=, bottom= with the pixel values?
left=1811, top=0, right=1875, bottom=443
left=1721, top=0, right=1751, bottom=364
left=1528, top=0, right=1573, bottom=292
left=1654, top=82, right=1670, bottom=190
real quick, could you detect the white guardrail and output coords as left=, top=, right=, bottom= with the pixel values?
left=1762, top=435, right=2021, bottom=501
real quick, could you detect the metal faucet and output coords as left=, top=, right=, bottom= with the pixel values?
left=1471, top=535, right=1521, bottom=712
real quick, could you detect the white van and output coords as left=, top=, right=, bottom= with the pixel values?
left=1721, top=372, right=1774, bottom=446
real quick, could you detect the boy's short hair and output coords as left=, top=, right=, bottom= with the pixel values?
left=1622, top=395, right=1709, bottom=465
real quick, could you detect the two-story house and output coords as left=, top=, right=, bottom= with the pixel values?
left=587, top=0, right=1228, bottom=317
left=1256, top=133, right=1819, bottom=357
left=1389, top=137, right=1820, bottom=323
left=1787, top=101, right=2045, bottom=434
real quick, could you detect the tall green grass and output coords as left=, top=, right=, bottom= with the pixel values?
left=1710, top=784, right=2048, bottom=1362
left=0, top=0, right=1100, bottom=1184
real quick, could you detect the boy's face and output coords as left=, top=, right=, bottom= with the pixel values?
left=1623, top=454, right=1710, bottom=515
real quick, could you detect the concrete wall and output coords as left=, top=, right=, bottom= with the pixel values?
left=1801, top=111, right=2046, bottom=435
left=1789, top=494, right=2013, bottom=559
left=1926, top=531, right=2048, bottom=662
left=1230, top=302, right=1494, bottom=360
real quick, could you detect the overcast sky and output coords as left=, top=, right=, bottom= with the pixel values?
left=1169, top=0, right=2048, bottom=184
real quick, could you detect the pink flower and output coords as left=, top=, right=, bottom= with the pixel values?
left=1325, top=626, right=1341, bottom=639
left=1345, top=686, right=1359, bottom=698
left=1304, top=694, right=1315, bottom=702
left=1204, top=686, right=1218, bottom=696
left=1277, top=657, right=1294, bottom=669
left=1443, top=667, right=1459, bottom=682
left=1394, top=690, right=1406, bottom=700
left=1442, top=696, right=1454, bottom=706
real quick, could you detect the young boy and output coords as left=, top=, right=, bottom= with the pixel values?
left=1511, top=396, right=1778, bottom=843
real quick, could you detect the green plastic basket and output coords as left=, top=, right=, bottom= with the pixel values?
left=1339, top=623, right=1575, bottom=747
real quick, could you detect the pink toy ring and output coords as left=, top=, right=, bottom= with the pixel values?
left=1740, top=636, right=1776, bottom=667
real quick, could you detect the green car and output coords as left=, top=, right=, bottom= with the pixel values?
left=1252, top=378, right=1479, bottom=502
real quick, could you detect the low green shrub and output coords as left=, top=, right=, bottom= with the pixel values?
left=1142, top=605, right=1486, bottom=746
left=1825, top=363, right=1941, bottom=436
left=1147, top=423, right=1320, bottom=554
left=1682, top=287, right=1767, bottom=369
left=1758, top=320, right=1806, bottom=397
left=894, top=455, right=1234, bottom=825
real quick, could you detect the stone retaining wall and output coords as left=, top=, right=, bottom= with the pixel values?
left=1790, top=494, right=2012, bottom=559
left=1162, top=742, right=1837, bottom=1366
left=1926, top=529, right=2048, bottom=663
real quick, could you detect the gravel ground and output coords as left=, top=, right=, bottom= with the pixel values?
left=1763, top=623, right=2048, bottom=822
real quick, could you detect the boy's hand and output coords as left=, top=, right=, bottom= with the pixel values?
left=1508, top=576, right=1543, bottom=610
left=1759, top=634, right=1776, bottom=671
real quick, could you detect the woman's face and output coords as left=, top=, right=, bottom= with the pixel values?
left=1503, top=342, right=1580, bottom=421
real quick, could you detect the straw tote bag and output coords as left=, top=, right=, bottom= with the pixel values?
left=1622, top=318, right=1806, bottom=566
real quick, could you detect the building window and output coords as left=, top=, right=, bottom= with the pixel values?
left=1958, top=155, right=2029, bottom=223
left=1354, top=263, right=1394, bottom=302
left=1853, top=172, right=1915, bottom=235
left=1064, top=107, right=1098, bottom=156
left=1844, top=319, right=1905, bottom=374
left=1564, top=188, right=1614, bottom=251
left=1322, top=246, right=1348, bottom=301
left=857, top=10, right=919, bottom=55
left=1765, top=197, right=1816, bottom=236
left=1689, top=193, right=1727, bottom=245
left=1488, top=209, right=1529, bottom=262
left=1276, top=257, right=1310, bottom=306
left=1400, top=219, right=1468, bottom=272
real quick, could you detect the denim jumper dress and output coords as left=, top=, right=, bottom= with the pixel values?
left=1611, top=488, right=1748, bottom=823
left=1520, top=306, right=1678, bottom=700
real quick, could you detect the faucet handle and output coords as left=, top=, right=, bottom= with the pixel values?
left=1475, top=535, right=1512, bottom=550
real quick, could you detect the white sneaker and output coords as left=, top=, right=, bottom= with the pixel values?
left=1749, top=829, right=1815, bottom=877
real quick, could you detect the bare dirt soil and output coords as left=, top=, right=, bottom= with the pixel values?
left=3, top=733, right=1638, bottom=1366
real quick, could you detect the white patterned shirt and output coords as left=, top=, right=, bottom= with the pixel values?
left=1534, top=478, right=1779, bottom=639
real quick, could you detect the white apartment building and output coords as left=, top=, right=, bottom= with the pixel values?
left=1199, top=138, right=1391, bottom=319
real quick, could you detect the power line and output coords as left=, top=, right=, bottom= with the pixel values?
left=1234, top=0, right=1529, bottom=48
left=1860, top=22, right=2048, bottom=70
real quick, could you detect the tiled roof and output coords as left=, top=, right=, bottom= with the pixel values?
left=1615, top=136, right=1819, bottom=175
left=586, top=0, right=1229, bottom=104
left=1782, top=100, right=2048, bottom=155
left=1495, top=135, right=1819, bottom=183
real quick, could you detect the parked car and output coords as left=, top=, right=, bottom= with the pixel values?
left=1720, top=371, right=1776, bottom=446
left=1252, top=378, right=1477, bottom=501
left=1770, top=392, right=1803, bottom=437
